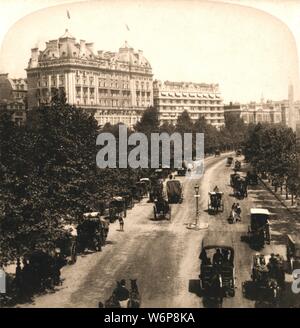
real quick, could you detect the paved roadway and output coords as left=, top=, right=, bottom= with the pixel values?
left=21, top=153, right=300, bottom=308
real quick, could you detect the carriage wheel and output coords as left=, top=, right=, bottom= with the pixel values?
left=70, top=244, right=77, bottom=264
left=221, top=202, right=224, bottom=212
left=153, top=207, right=157, bottom=220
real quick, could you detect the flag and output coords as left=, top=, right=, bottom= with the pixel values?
left=125, top=24, right=130, bottom=31
left=67, top=10, right=70, bottom=19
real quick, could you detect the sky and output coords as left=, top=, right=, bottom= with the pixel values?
left=0, top=0, right=300, bottom=103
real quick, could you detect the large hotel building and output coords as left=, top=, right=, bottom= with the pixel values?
left=153, top=80, right=224, bottom=129
left=26, top=30, right=153, bottom=127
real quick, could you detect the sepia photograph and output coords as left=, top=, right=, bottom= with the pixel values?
left=0, top=0, right=300, bottom=312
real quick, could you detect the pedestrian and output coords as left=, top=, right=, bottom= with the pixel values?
left=15, top=258, right=23, bottom=299
left=236, top=203, right=241, bottom=221
left=213, top=249, right=223, bottom=266
left=119, top=217, right=124, bottom=231
left=230, top=203, right=237, bottom=223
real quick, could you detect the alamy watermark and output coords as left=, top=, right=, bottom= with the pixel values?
left=96, top=125, right=204, bottom=178
left=292, top=269, right=300, bottom=294
left=0, top=268, right=6, bottom=294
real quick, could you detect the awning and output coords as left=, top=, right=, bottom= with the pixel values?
left=197, top=93, right=202, bottom=98
left=175, top=93, right=181, bottom=97
left=168, top=92, right=175, bottom=97
left=189, top=93, right=195, bottom=97
left=183, top=93, right=188, bottom=97
left=161, top=92, right=167, bottom=96
left=209, top=94, right=214, bottom=98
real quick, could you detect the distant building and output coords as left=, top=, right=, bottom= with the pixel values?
left=224, top=100, right=284, bottom=125
left=26, top=30, right=153, bottom=128
left=153, top=80, right=224, bottom=128
left=0, top=73, right=28, bottom=125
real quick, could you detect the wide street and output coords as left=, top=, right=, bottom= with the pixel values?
left=21, top=153, right=300, bottom=308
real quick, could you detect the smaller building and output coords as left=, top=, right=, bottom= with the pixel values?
left=0, top=73, right=28, bottom=125
left=153, top=80, right=224, bottom=128
left=224, top=100, right=284, bottom=125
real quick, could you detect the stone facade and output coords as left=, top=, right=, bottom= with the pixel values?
left=224, top=100, right=284, bottom=125
left=0, top=73, right=28, bottom=125
left=26, top=30, right=153, bottom=128
left=153, top=80, right=224, bottom=128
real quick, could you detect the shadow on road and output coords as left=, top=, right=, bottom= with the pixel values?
left=188, top=279, right=223, bottom=308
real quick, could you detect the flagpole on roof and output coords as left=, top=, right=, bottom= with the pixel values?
left=66, top=9, right=71, bottom=32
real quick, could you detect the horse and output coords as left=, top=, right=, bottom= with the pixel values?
left=127, top=279, right=141, bottom=308
left=104, top=293, right=121, bottom=308
left=103, top=279, right=141, bottom=308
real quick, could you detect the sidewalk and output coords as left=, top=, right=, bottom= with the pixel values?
left=259, top=177, right=300, bottom=217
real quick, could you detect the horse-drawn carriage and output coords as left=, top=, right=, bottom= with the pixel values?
left=55, top=224, right=78, bottom=264
left=77, top=212, right=109, bottom=252
left=106, top=196, right=126, bottom=222
left=166, top=179, right=183, bottom=204
left=215, top=149, right=221, bottom=156
left=246, top=170, right=258, bottom=185
left=233, top=176, right=248, bottom=198
left=230, top=173, right=240, bottom=187
left=199, top=232, right=236, bottom=306
left=117, top=191, right=133, bottom=209
left=25, top=250, right=66, bottom=291
left=286, top=234, right=300, bottom=272
left=208, top=191, right=224, bottom=213
left=236, top=149, right=242, bottom=156
left=241, top=208, right=271, bottom=248
left=244, top=253, right=285, bottom=301
left=153, top=195, right=171, bottom=220
left=234, top=160, right=241, bottom=171
left=149, top=178, right=163, bottom=202
left=134, top=180, right=148, bottom=199
left=226, top=157, right=233, bottom=166
left=140, top=178, right=151, bottom=193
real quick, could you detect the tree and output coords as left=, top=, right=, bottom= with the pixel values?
left=134, top=106, right=160, bottom=135
left=176, top=110, right=193, bottom=134
left=0, top=91, right=103, bottom=264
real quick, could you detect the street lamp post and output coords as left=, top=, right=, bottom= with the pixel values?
left=194, top=184, right=200, bottom=226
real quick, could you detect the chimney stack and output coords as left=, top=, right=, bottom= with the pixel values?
left=29, top=48, right=39, bottom=68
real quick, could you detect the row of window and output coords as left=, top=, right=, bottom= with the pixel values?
left=76, top=99, right=130, bottom=107
left=161, top=112, right=223, bottom=118
left=14, top=84, right=25, bottom=90
left=76, top=88, right=131, bottom=98
left=157, top=99, right=222, bottom=105
left=97, top=116, right=139, bottom=126
left=161, top=118, right=224, bottom=125
left=159, top=106, right=223, bottom=111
